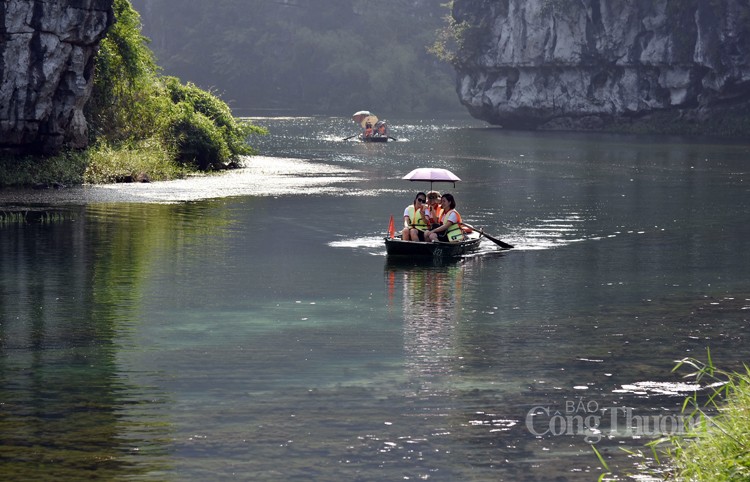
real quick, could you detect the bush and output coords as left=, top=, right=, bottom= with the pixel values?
left=86, top=0, right=266, bottom=177
left=164, top=102, right=230, bottom=170
left=3, top=0, right=266, bottom=187
left=162, top=77, right=266, bottom=169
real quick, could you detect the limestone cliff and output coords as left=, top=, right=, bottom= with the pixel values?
left=0, top=0, right=114, bottom=155
left=451, top=0, right=750, bottom=131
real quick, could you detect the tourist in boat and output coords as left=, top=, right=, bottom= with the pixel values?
left=402, top=192, right=429, bottom=241
left=425, top=193, right=465, bottom=243
left=375, top=121, right=387, bottom=137
left=364, top=121, right=374, bottom=138
left=424, top=190, right=443, bottom=229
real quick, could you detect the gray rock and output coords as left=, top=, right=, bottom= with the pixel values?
left=452, top=0, right=750, bottom=131
left=0, top=0, right=114, bottom=155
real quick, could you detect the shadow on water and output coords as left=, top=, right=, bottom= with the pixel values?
left=0, top=203, right=220, bottom=479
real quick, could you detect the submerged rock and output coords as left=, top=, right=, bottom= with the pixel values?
left=0, top=0, right=114, bottom=155
left=451, top=0, right=750, bottom=133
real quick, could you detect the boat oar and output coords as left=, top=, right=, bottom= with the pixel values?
left=388, top=136, right=398, bottom=141
left=460, top=223, right=514, bottom=249
left=342, top=134, right=358, bottom=141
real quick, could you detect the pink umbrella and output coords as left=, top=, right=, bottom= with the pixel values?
left=402, top=167, right=461, bottom=188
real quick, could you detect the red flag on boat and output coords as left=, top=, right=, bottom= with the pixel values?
left=388, top=215, right=395, bottom=238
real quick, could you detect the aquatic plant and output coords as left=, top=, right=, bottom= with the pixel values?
left=652, top=350, right=750, bottom=480
left=600, top=349, right=750, bottom=480
left=0, top=210, right=72, bottom=225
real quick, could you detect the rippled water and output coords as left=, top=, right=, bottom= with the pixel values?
left=1, top=116, right=749, bottom=480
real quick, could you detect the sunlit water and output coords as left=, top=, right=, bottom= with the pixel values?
left=1, top=116, right=749, bottom=480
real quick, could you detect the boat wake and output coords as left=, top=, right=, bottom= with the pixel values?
left=511, top=213, right=589, bottom=250
left=328, top=236, right=384, bottom=251
left=503, top=211, right=657, bottom=251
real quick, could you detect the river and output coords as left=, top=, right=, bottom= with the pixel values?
left=1, top=116, right=749, bottom=481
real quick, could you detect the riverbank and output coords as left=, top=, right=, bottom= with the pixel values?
left=0, top=156, right=361, bottom=205
left=663, top=366, right=750, bottom=480
left=623, top=353, right=750, bottom=481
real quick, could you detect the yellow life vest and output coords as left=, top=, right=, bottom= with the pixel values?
left=406, top=205, right=428, bottom=231
left=440, top=209, right=464, bottom=242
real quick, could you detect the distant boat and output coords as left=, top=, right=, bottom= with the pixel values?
left=347, top=111, right=394, bottom=142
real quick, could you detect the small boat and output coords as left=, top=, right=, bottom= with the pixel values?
left=349, top=111, right=393, bottom=142
left=384, top=231, right=482, bottom=258
left=383, top=168, right=514, bottom=259
left=360, top=133, right=388, bottom=143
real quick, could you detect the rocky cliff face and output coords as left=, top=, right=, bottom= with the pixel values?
left=451, top=0, right=750, bottom=131
left=1, top=0, right=114, bottom=155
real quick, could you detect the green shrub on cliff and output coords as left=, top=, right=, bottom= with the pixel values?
left=162, top=77, right=265, bottom=169
left=87, top=0, right=265, bottom=178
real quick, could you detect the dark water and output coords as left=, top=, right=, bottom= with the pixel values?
left=1, top=117, right=749, bottom=481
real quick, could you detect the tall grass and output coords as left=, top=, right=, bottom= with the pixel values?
left=83, top=138, right=187, bottom=184
left=594, top=349, right=750, bottom=480
left=1, top=139, right=188, bottom=187
left=599, top=350, right=750, bottom=480
left=0, top=151, right=88, bottom=187
left=0, top=210, right=71, bottom=225
left=653, top=352, right=750, bottom=480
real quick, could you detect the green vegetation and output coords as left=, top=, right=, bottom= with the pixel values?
left=652, top=353, right=750, bottom=480
left=82, top=139, right=184, bottom=184
left=0, top=151, right=89, bottom=187
left=429, top=2, right=468, bottom=65
left=131, top=0, right=460, bottom=114
left=88, top=0, right=266, bottom=176
left=0, top=0, right=266, bottom=188
left=601, top=350, right=750, bottom=480
left=0, top=209, right=71, bottom=225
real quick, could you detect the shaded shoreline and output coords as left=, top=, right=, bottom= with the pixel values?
left=0, top=156, right=361, bottom=205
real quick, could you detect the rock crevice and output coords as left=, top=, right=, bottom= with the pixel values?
left=452, top=0, right=750, bottom=130
left=1, top=0, right=114, bottom=155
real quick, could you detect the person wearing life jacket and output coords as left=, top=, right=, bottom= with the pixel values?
left=424, top=190, right=443, bottom=229
left=375, top=121, right=387, bottom=137
left=425, top=193, right=465, bottom=243
left=401, top=192, right=428, bottom=241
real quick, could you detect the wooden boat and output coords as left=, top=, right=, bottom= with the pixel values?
left=350, top=111, right=392, bottom=142
left=361, top=134, right=389, bottom=143
left=384, top=231, right=482, bottom=258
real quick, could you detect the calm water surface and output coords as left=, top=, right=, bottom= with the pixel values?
left=1, top=117, right=749, bottom=481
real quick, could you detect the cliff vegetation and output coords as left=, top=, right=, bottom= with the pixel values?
left=0, top=0, right=266, bottom=187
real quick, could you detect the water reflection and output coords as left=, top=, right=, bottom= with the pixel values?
left=386, top=258, right=467, bottom=395
left=0, top=204, right=196, bottom=479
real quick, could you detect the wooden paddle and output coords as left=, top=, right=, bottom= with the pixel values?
left=460, top=223, right=514, bottom=249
